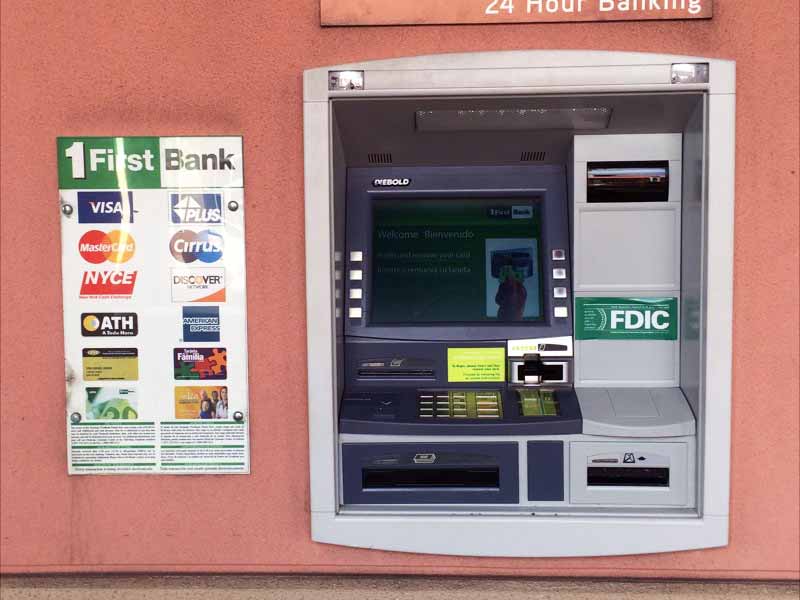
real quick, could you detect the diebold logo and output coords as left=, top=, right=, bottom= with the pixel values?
left=171, top=268, right=226, bottom=303
left=169, top=230, right=223, bottom=263
left=78, top=230, right=135, bottom=264
left=170, top=193, right=224, bottom=224
left=77, top=191, right=135, bottom=223
left=79, top=271, right=137, bottom=298
left=182, top=306, right=220, bottom=342
left=372, top=178, right=410, bottom=187
left=81, top=312, right=138, bottom=337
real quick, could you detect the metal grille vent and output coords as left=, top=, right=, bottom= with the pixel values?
left=367, top=153, right=393, bottom=164
left=520, top=151, right=546, bottom=162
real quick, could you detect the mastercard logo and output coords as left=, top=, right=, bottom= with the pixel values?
left=78, top=230, right=136, bottom=264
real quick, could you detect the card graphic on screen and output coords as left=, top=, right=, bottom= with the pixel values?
left=485, top=239, right=540, bottom=320
left=371, top=198, right=542, bottom=323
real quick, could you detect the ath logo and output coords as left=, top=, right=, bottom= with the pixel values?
left=170, top=193, right=224, bottom=224
left=80, top=271, right=137, bottom=299
left=170, top=230, right=223, bottom=263
left=610, top=309, right=670, bottom=330
left=182, top=306, right=220, bottom=342
left=78, top=230, right=135, bottom=264
left=81, top=312, right=138, bottom=337
left=77, top=191, right=135, bottom=223
left=171, top=268, right=226, bottom=303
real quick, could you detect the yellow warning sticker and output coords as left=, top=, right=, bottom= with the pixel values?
left=447, top=347, right=505, bottom=382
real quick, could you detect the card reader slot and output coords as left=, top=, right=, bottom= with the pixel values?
left=363, top=467, right=500, bottom=490
left=587, top=466, right=669, bottom=487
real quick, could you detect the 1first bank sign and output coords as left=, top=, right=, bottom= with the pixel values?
left=57, top=136, right=243, bottom=189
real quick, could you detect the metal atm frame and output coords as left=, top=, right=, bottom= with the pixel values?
left=303, top=51, right=735, bottom=557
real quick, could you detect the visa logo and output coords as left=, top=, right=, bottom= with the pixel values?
left=77, top=191, right=135, bottom=223
left=171, top=193, right=223, bottom=224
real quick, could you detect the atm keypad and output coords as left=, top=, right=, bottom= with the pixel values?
left=417, top=390, right=502, bottom=419
left=517, top=389, right=560, bottom=417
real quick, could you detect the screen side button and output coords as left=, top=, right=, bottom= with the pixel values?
left=349, top=288, right=363, bottom=299
left=552, top=249, right=566, bottom=260
left=553, top=268, right=567, bottom=280
left=554, top=306, right=569, bottom=318
left=554, top=287, right=568, bottom=299
left=348, top=307, right=362, bottom=319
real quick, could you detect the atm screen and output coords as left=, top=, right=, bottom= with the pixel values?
left=370, top=198, right=543, bottom=323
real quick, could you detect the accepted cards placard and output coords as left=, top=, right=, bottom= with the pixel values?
left=60, top=136, right=250, bottom=476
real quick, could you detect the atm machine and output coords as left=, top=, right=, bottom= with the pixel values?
left=303, top=51, right=735, bottom=557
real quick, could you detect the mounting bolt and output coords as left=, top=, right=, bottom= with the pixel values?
left=61, top=204, right=74, bottom=216
left=228, top=200, right=239, bottom=212
left=70, top=412, right=82, bottom=424
left=233, top=411, right=244, bottom=422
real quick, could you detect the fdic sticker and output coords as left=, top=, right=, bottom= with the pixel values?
left=574, top=297, right=678, bottom=341
left=447, top=347, right=506, bottom=382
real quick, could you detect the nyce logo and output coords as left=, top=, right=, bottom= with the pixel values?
left=372, top=178, right=410, bottom=187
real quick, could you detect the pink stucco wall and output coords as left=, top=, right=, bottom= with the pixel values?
left=1, top=0, right=798, bottom=579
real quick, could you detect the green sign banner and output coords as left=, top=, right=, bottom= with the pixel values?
left=575, top=297, right=678, bottom=341
left=56, top=136, right=244, bottom=189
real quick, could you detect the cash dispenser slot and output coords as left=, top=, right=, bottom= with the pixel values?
left=363, top=467, right=500, bottom=489
left=342, top=443, right=519, bottom=504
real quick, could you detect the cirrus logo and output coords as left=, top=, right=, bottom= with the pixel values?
left=169, top=230, right=223, bottom=263
left=78, top=230, right=136, bottom=264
